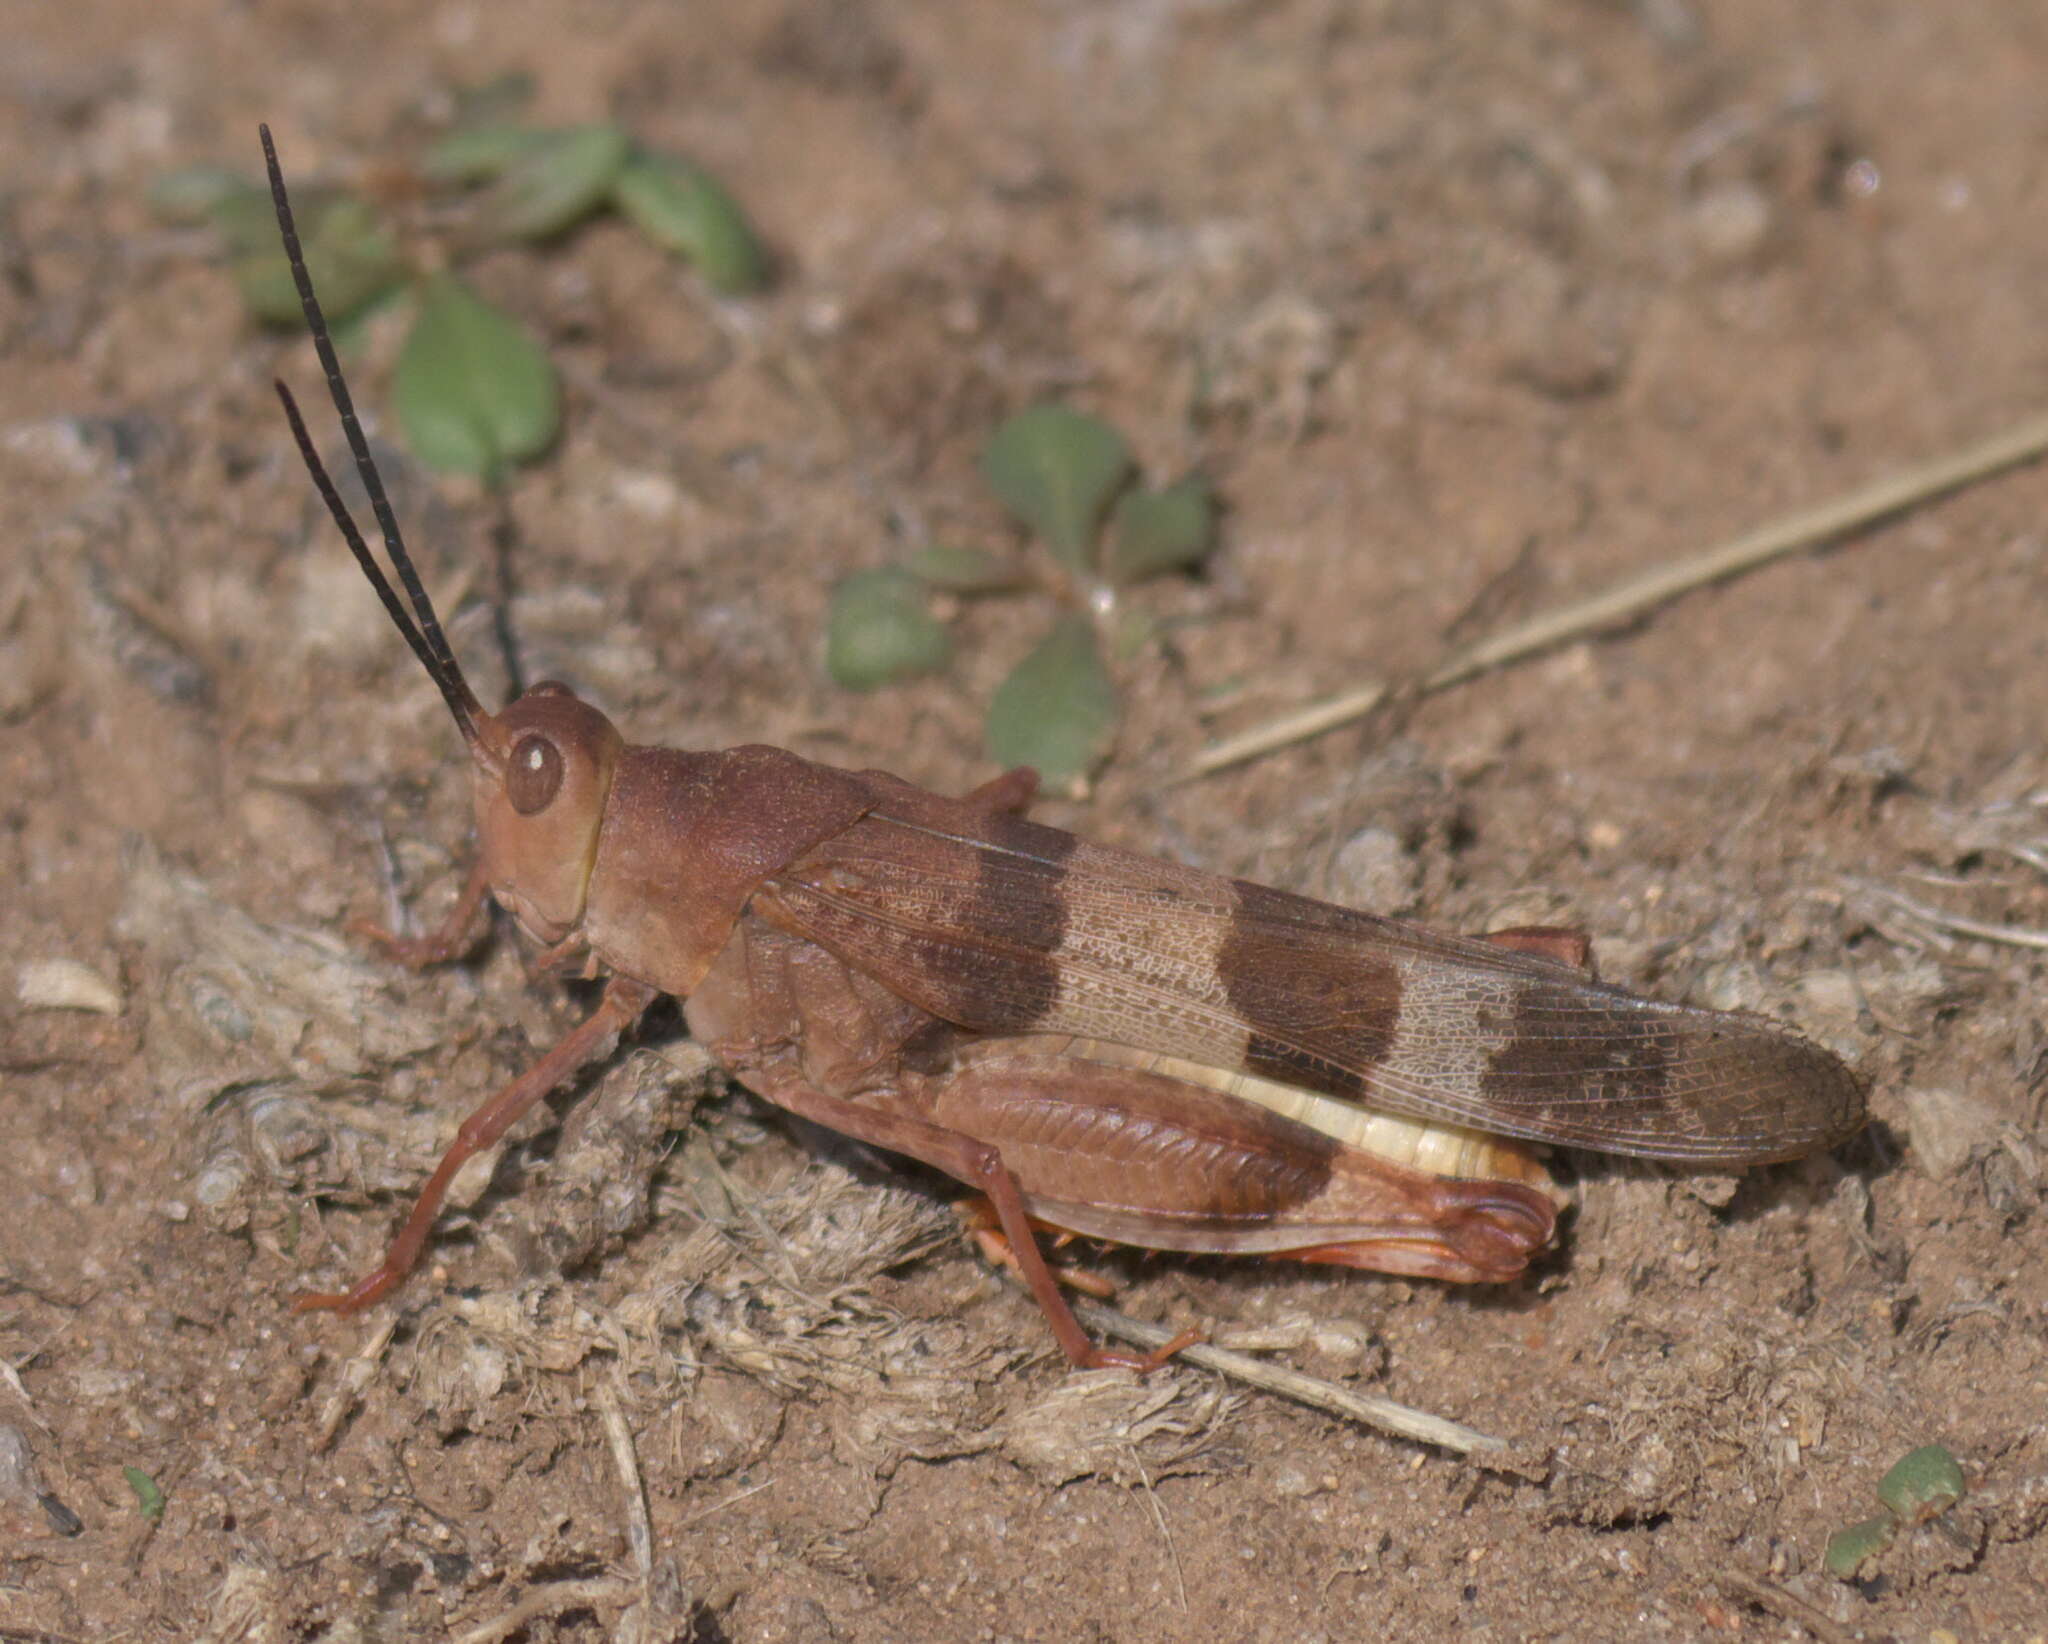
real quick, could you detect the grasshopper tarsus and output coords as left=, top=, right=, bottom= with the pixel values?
left=344, top=917, right=471, bottom=972
left=1105, top=1326, right=1208, bottom=1375
left=292, top=1274, right=396, bottom=1316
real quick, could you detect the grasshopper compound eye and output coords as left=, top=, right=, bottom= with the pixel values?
left=508, top=734, right=564, bottom=815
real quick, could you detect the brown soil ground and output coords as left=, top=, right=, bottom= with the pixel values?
left=5, top=3, right=2047, bottom=1639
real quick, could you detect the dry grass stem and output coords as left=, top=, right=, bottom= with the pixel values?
left=598, top=1378, right=654, bottom=1588
left=1134, top=1460, right=1190, bottom=1614
left=1183, top=409, right=2048, bottom=778
left=1855, top=879, right=2048, bottom=953
left=450, top=1577, right=637, bottom=1644
left=1069, top=1298, right=1508, bottom=1456
left=312, top=1314, right=396, bottom=1455
left=1713, top=1570, right=1859, bottom=1644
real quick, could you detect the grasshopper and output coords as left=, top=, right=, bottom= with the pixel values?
left=259, top=128, right=1862, bottom=1369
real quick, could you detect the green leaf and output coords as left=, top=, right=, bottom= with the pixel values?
left=123, top=1466, right=165, bottom=1522
left=149, top=164, right=260, bottom=226
left=449, top=72, right=537, bottom=131
left=472, top=124, right=631, bottom=243
left=216, top=179, right=350, bottom=256
left=826, top=568, right=953, bottom=689
left=1823, top=1515, right=1894, bottom=1581
left=612, top=153, right=768, bottom=294
left=903, top=544, right=1025, bottom=592
left=1108, top=605, right=1159, bottom=662
left=230, top=196, right=405, bottom=327
left=982, top=406, right=1132, bottom=571
left=985, top=615, right=1118, bottom=786
left=1876, top=1445, right=1966, bottom=1525
left=420, top=123, right=554, bottom=185
left=1102, top=474, right=1215, bottom=585
left=392, top=273, right=560, bottom=477
left=232, top=254, right=315, bottom=325
left=307, top=197, right=405, bottom=309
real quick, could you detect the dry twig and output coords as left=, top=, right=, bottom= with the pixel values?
left=1132, top=1459, right=1189, bottom=1614
left=451, top=1578, right=637, bottom=1644
left=1070, top=1298, right=1509, bottom=1457
left=598, top=1379, right=654, bottom=1592
left=1183, top=410, right=2048, bottom=779
left=313, top=1314, right=396, bottom=1454
left=1853, top=878, right=2048, bottom=953
left=1713, top=1570, right=1858, bottom=1644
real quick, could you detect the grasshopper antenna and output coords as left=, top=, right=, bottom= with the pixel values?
left=260, top=123, right=486, bottom=744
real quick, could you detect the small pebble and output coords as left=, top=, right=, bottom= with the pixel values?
left=1270, top=1465, right=1316, bottom=1499
left=1687, top=181, right=1772, bottom=265
left=1902, top=1087, right=2000, bottom=1180
left=16, top=958, right=124, bottom=1016
left=1333, top=826, right=1420, bottom=913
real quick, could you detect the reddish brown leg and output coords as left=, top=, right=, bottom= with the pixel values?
left=349, top=857, right=494, bottom=969
left=1481, top=924, right=1594, bottom=973
left=526, top=931, right=599, bottom=984
left=744, top=1073, right=1195, bottom=1371
left=956, top=1198, right=1119, bottom=1300
left=295, top=977, right=659, bottom=1314
left=959, top=766, right=1039, bottom=815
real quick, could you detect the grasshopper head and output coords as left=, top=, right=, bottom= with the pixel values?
left=471, top=683, right=624, bottom=943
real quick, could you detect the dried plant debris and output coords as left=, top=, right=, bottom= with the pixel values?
left=1922, top=763, right=2048, bottom=876
left=407, top=1290, right=624, bottom=1437
left=661, top=1165, right=986, bottom=1413
left=114, top=851, right=668, bottom=1265
left=1899, top=1086, right=2011, bottom=1182
left=1974, top=1457, right=2048, bottom=1547
left=114, top=835, right=464, bottom=1255
left=820, top=1332, right=1010, bottom=1477
left=198, top=1561, right=288, bottom=1644
left=1001, top=1370, right=1241, bottom=1488
left=649, top=1160, right=1236, bottom=1484
left=652, top=1151, right=966, bottom=1304
left=1847, top=768, right=2048, bottom=959
left=1548, top=1334, right=1849, bottom=1529
left=527, top=1045, right=719, bottom=1280
left=111, top=839, right=713, bottom=1299
left=116, top=835, right=444, bottom=1100
left=78, top=550, right=215, bottom=707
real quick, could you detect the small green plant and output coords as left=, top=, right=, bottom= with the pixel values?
left=123, top=1464, right=165, bottom=1522
left=152, top=82, right=766, bottom=482
left=1823, top=1443, right=1968, bottom=1581
left=824, top=403, right=1216, bottom=787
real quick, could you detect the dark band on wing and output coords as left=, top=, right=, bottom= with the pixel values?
left=1482, top=982, right=1671, bottom=1113
left=954, top=814, right=1074, bottom=1029
left=766, top=811, right=1076, bottom=1035
left=1222, top=880, right=1403, bottom=1101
